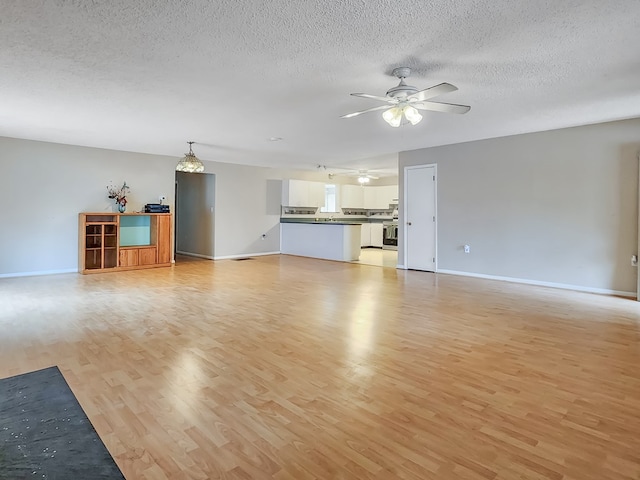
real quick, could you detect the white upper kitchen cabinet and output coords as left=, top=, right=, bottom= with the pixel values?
left=363, top=187, right=378, bottom=209
left=282, top=180, right=326, bottom=208
left=362, top=185, right=398, bottom=209
left=378, top=185, right=399, bottom=209
left=282, top=179, right=308, bottom=207
left=341, top=185, right=364, bottom=209
left=308, top=181, right=326, bottom=208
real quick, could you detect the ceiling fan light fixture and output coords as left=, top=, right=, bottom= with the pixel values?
left=403, top=105, right=423, bottom=125
left=382, top=107, right=403, bottom=127
left=358, top=176, right=371, bottom=184
left=176, top=141, right=205, bottom=173
left=342, top=67, right=470, bottom=124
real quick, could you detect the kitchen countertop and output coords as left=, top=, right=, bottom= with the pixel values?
left=309, top=221, right=362, bottom=225
left=281, top=217, right=395, bottom=224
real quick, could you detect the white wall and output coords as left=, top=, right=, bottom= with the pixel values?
left=399, top=118, right=640, bottom=295
left=204, top=162, right=282, bottom=258
left=0, top=136, right=290, bottom=276
left=0, top=136, right=177, bottom=276
left=287, top=169, right=399, bottom=187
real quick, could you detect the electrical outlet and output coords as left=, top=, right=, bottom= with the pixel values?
left=464, top=245, right=470, bottom=254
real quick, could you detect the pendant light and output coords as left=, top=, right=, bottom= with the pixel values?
left=176, top=141, right=205, bottom=173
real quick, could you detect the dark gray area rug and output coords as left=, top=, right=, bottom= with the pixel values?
left=0, top=366, right=125, bottom=479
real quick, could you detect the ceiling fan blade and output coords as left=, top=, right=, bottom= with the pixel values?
left=351, top=93, right=396, bottom=104
left=340, top=104, right=392, bottom=118
left=356, top=170, right=379, bottom=179
left=412, top=101, right=471, bottom=114
left=409, top=82, right=458, bottom=102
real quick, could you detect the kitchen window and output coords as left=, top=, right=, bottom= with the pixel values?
left=320, top=184, right=338, bottom=213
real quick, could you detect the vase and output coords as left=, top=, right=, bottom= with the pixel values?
left=117, top=203, right=126, bottom=213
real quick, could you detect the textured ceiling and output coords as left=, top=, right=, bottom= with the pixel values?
left=1, top=0, right=640, bottom=173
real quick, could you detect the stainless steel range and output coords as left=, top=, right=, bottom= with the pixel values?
left=382, top=222, right=398, bottom=250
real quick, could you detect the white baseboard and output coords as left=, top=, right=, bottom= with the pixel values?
left=176, top=251, right=215, bottom=260
left=437, top=269, right=636, bottom=298
left=396, top=264, right=406, bottom=269
left=0, top=268, right=78, bottom=279
left=213, top=251, right=280, bottom=261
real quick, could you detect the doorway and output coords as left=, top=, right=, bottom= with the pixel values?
left=175, top=172, right=216, bottom=259
left=403, top=164, right=437, bottom=271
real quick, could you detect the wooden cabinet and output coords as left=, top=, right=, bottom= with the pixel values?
left=80, top=214, right=119, bottom=272
left=154, top=214, right=172, bottom=264
left=282, top=180, right=326, bottom=208
left=119, top=246, right=157, bottom=267
left=79, top=213, right=172, bottom=274
left=119, top=248, right=139, bottom=267
left=139, top=247, right=158, bottom=265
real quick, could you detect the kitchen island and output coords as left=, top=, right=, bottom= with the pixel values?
left=280, top=222, right=361, bottom=262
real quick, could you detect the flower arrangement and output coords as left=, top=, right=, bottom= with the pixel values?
left=107, top=181, right=130, bottom=210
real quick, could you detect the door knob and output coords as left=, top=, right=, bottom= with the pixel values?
left=407, top=222, right=412, bottom=225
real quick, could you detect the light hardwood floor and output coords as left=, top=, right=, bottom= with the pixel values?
left=353, top=248, right=398, bottom=268
left=1, top=254, right=640, bottom=479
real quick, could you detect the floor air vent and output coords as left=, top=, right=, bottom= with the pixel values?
left=232, top=257, right=254, bottom=261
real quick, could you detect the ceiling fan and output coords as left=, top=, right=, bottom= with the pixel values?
left=341, top=67, right=471, bottom=127
left=345, top=170, right=380, bottom=184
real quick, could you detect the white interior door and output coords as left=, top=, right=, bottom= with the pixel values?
left=404, top=165, right=437, bottom=271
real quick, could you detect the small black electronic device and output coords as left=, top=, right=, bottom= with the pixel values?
left=144, top=203, right=170, bottom=213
